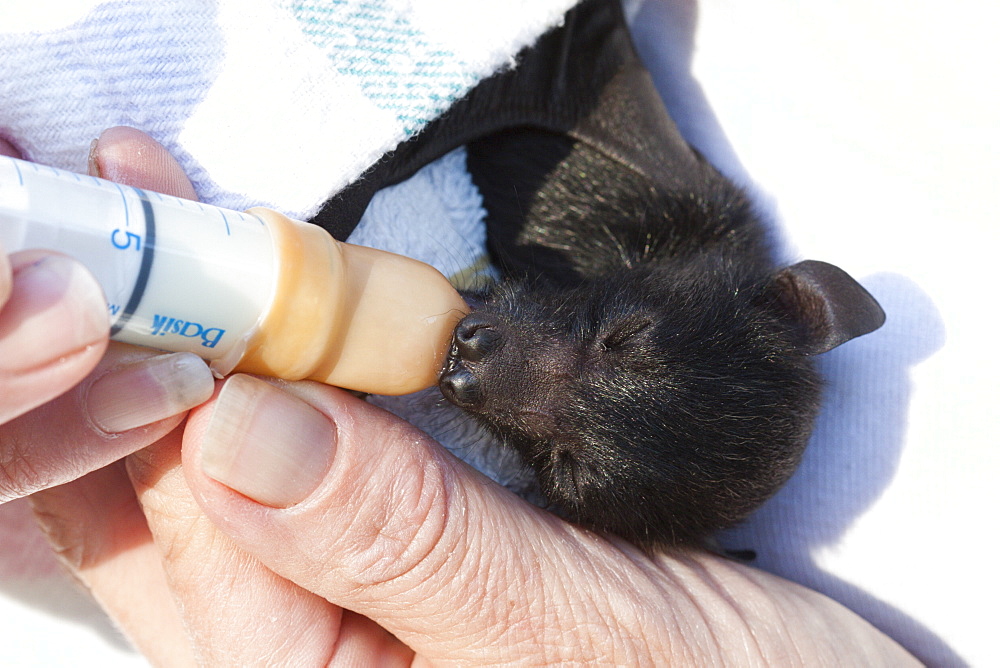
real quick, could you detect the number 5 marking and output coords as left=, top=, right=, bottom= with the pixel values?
left=111, top=229, right=142, bottom=250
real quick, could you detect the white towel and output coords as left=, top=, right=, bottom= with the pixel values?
left=0, top=0, right=578, bottom=220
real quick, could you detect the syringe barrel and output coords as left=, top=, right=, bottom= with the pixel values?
left=0, top=155, right=467, bottom=395
left=0, top=156, right=275, bottom=361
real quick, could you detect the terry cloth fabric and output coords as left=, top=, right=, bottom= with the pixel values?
left=0, top=0, right=579, bottom=221
left=349, top=148, right=544, bottom=502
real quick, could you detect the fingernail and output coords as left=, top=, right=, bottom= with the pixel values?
left=201, top=375, right=335, bottom=508
left=87, top=138, right=101, bottom=177
left=86, top=353, right=215, bottom=433
left=0, top=255, right=108, bottom=373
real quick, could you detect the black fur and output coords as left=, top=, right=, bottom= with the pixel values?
left=438, top=125, right=885, bottom=548
left=311, top=0, right=886, bottom=548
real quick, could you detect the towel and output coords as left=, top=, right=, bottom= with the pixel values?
left=0, top=0, right=578, bottom=220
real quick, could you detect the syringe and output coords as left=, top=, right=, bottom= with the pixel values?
left=0, top=155, right=468, bottom=395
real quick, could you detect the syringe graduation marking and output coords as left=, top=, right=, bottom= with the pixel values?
left=111, top=182, right=131, bottom=229
left=219, top=208, right=232, bottom=236
left=109, top=188, right=156, bottom=335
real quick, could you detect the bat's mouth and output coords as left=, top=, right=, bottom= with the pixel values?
left=461, top=293, right=486, bottom=312
left=439, top=343, right=481, bottom=408
left=440, top=336, right=465, bottom=377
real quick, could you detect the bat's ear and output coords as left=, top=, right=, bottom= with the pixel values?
left=769, top=260, right=886, bottom=355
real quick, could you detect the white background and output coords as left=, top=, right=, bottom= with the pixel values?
left=630, top=1, right=997, bottom=665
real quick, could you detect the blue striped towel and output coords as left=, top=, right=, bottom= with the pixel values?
left=0, top=0, right=579, bottom=221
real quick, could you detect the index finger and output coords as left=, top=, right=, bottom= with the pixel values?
left=0, top=250, right=109, bottom=425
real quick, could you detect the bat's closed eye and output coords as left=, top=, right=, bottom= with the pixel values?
left=599, top=317, right=652, bottom=351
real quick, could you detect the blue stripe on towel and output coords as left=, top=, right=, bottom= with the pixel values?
left=290, top=0, right=470, bottom=136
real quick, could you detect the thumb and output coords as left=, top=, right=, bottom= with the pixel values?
left=88, top=125, right=199, bottom=201
left=182, top=374, right=674, bottom=663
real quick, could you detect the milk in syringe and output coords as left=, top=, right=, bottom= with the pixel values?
left=0, top=155, right=468, bottom=395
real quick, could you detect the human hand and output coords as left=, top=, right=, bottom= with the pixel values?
left=0, top=130, right=214, bottom=503
left=35, top=375, right=919, bottom=664
left=26, top=128, right=918, bottom=663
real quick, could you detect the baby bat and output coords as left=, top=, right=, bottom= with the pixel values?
left=311, top=0, right=886, bottom=548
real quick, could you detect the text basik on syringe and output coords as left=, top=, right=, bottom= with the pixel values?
left=0, top=155, right=468, bottom=395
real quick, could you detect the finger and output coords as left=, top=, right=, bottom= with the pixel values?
left=183, top=375, right=673, bottom=662
left=0, top=497, right=61, bottom=579
left=79, top=128, right=412, bottom=664
left=0, top=242, right=12, bottom=322
left=0, top=250, right=108, bottom=424
left=28, top=127, right=242, bottom=664
left=121, top=406, right=411, bottom=666
left=0, top=343, right=214, bottom=502
left=183, top=377, right=922, bottom=665
left=0, top=136, right=21, bottom=158
left=0, top=127, right=209, bottom=500
left=89, top=126, right=198, bottom=199
left=0, top=132, right=17, bottom=306
left=29, top=453, right=197, bottom=667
